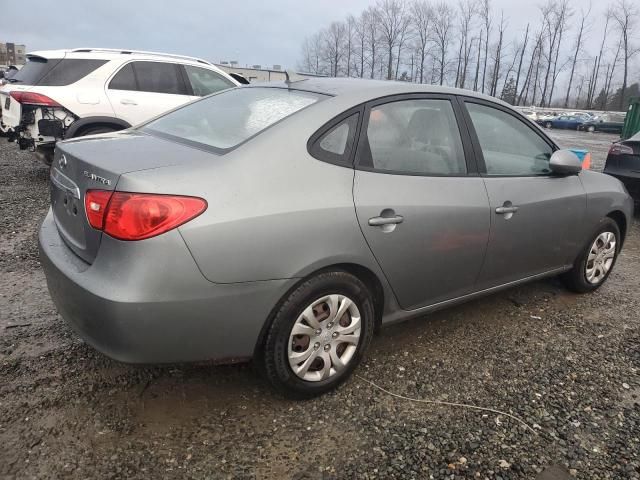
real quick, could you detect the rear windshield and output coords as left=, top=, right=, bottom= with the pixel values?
left=10, top=57, right=107, bottom=86
left=143, top=87, right=325, bottom=152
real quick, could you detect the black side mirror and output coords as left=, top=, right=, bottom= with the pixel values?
left=549, top=149, right=582, bottom=175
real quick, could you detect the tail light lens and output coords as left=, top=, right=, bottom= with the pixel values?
left=10, top=91, right=61, bottom=107
left=85, top=190, right=207, bottom=241
left=608, top=143, right=634, bottom=156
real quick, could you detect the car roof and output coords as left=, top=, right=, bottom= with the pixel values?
left=246, top=77, right=512, bottom=108
left=26, top=48, right=216, bottom=68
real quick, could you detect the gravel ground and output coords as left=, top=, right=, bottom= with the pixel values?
left=1, top=130, right=639, bottom=480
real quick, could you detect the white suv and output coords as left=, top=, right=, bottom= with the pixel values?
left=0, top=48, right=240, bottom=164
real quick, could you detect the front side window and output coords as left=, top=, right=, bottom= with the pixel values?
left=143, top=87, right=325, bottom=152
left=184, top=66, right=234, bottom=96
left=466, top=102, right=553, bottom=176
left=133, top=61, right=186, bottom=95
left=362, top=98, right=466, bottom=175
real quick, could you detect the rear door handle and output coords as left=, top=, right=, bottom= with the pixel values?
left=495, top=206, right=519, bottom=214
left=368, top=215, right=404, bottom=226
left=120, top=99, right=137, bottom=105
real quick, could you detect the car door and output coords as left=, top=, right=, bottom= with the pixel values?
left=352, top=95, right=491, bottom=310
left=106, top=61, right=191, bottom=126
left=461, top=99, right=586, bottom=289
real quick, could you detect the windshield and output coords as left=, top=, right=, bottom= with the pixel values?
left=143, top=87, right=325, bottom=152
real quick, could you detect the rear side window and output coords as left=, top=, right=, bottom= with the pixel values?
left=133, top=61, right=186, bottom=95
left=11, top=58, right=106, bottom=86
left=109, top=63, right=137, bottom=90
left=38, top=59, right=107, bottom=86
left=143, top=87, right=325, bottom=152
left=184, top=65, right=234, bottom=96
left=309, top=113, right=359, bottom=165
left=10, top=57, right=62, bottom=85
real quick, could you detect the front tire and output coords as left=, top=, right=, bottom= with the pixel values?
left=545, top=122, right=552, bottom=129
left=587, top=125, right=595, bottom=133
left=262, top=271, right=375, bottom=399
left=561, top=218, right=621, bottom=293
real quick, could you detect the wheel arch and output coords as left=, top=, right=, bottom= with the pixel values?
left=66, top=116, right=131, bottom=138
left=607, top=210, right=627, bottom=246
left=252, top=262, right=385, bottom=358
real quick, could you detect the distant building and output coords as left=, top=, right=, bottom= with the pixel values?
left=0, top=42, right=27, bottom=65
left=215, top=63, right=326, bottom=83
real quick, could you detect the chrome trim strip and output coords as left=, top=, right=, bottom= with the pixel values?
left=50, top=167, right=81, bottom=199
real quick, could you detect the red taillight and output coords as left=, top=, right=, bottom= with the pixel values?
left=10, top=91, right=61, bottom=107
left=85, top=190, right=113, bottom=230
left=608, top=143, right=634, bottom=156
left=85, top=190, right=207, bottom=241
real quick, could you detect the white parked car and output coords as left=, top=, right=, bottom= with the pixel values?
left=0, top=48, right=240, bottom=164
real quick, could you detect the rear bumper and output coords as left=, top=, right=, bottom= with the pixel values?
left=39, top=209, right=294, bottom=364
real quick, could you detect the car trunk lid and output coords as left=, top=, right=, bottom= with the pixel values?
left=50, top=130, right=213, bottom=263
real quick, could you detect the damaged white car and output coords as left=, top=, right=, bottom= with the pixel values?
left=0, top=48, right=240, bottom=165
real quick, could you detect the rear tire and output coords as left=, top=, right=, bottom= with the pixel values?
left=262, top=271, right=375, bottom=399
left=561, top=218, right=621, bottom=293
left=587, top=125, right=595, bottom=133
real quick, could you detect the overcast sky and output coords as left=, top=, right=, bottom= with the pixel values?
left=2, top=0, right=624, bottom=71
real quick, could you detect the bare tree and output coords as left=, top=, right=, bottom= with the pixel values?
left=604, top=36, right=624, bottom=108
left=479, top=0, right=492, bottom=93
left=564, top=6, right=590, bottom=108
left=473, top=32, right=482, bottom=91
left=488, top=10, right=506, bottom=96
left=377, top=0, right=408, bottom=80
left=411, top=0, right=432, bottom=83
left=547, top=0, right=572, bottom=106
left=513, top=23, right=530, bottom=105
left=431, top=2, right=454, bottom=85
left=394, top=12, right=412, bottom=79
left=297, top=0, right=638, bottom=109
left=611, top=0, right=639, bottom=109
left=456, top=0, right=476, bottom=88
left=353, top=12, right=368, bottom=77
left=365, top=7, right=380, bottom=79
left=324, top=22, right=346, bottom=77
left=586, top=13, right=609, bottom=109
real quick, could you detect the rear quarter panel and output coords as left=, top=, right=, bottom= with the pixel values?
left=116, top=100, right=386, bottom=285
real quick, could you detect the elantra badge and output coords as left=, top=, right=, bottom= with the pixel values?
left=83, top=170, right=111, bottom=186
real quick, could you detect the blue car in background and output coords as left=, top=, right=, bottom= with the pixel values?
left=537, top=115, right=586, bottom=130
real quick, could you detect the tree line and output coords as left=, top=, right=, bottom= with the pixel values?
left=298, top=0, right=639, bottom=111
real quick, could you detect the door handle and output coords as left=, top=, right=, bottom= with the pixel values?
left=120, top=99, right=137, bottom=105
left=368, top=215, right=404, bottom=226
left=495, top=206, right=519, bottom=214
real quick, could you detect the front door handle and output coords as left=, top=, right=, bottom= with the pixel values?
left=495, top=206, right=519, bottom=214
left=120, top=99, right=138, bottom=105
left=368, top=215, right=404, bottom=226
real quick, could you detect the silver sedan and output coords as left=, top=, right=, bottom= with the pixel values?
left=40, top=79, right=633, bottom=398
